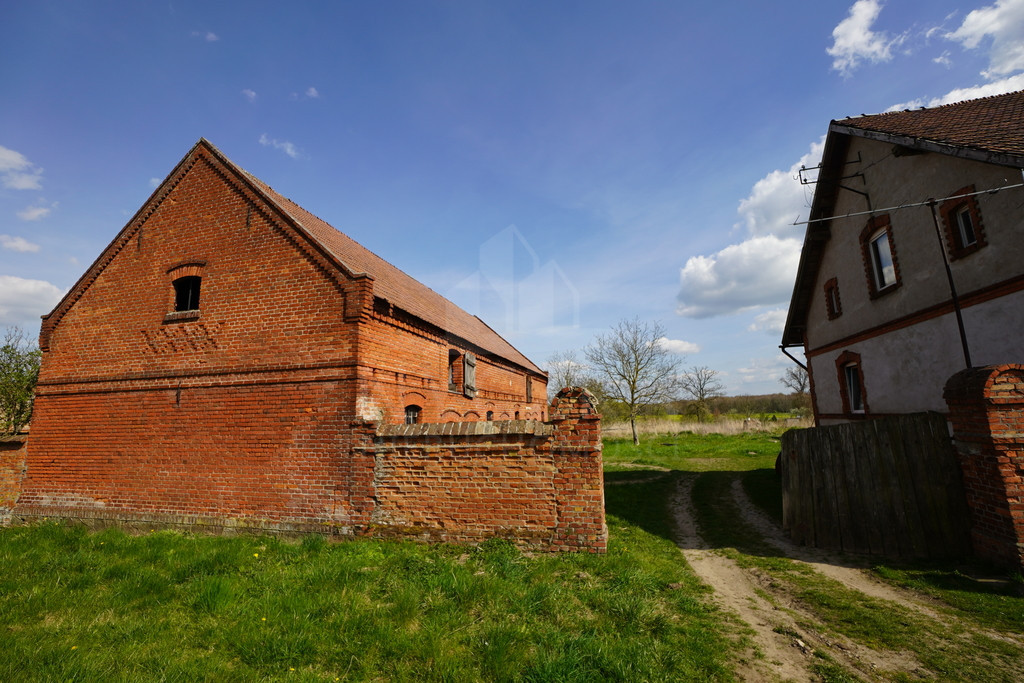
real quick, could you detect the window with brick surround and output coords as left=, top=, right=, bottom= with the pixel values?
left=940, top=186, right=987, bottom=260
left=173, top=276, right=201, bottom=312
left=165, top=263, right=206, bottom=322
left=404, top=405, right=421, bottom=424
left=835, top=350, right=867, bottom=416
left=824, top=277, right=842, bottom=320
left=448, top=349, right=461, bottom=392
left=860, top=215, right=900, bottom=298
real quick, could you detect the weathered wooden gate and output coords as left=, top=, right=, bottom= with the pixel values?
left=779, top=412, right=972, bottom=559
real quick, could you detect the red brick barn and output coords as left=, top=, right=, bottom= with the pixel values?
left=10, top=139, right=599, bottom=547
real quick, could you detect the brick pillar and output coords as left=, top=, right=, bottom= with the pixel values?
left=944, top=364, right=1024, bottom=571
left=548, top=387, right=607, bottom=552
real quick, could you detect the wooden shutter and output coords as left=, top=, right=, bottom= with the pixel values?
left=463, top=352, right=477, bottom=398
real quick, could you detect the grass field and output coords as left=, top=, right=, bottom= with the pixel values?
left=0, top=478, right=733, bottom=681
left=2, top=427, right=1022, bottom=681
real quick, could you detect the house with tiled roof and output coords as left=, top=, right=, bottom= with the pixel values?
left=6, top=139, right=602, bottom=547
left=782, top=91, right=1024, bottom=425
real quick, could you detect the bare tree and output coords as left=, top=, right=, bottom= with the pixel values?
left=584, top=318, right=682, bottom=445
left=544, top=349, right=591, bottom=398
left=780, top=366, right=809, bottom=395
left=679, top=366, right=724, bottom=422
left=780, top=366, right=811, bottom=414
left=0, top=327, right=42, bottom=435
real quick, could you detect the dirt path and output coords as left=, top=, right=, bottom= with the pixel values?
left=671, top=474, right=935, bottom=682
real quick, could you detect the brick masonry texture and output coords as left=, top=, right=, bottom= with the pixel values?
left=945, top=364, right=1024, bottom=571
left=10, top=140, right=602, bottom=550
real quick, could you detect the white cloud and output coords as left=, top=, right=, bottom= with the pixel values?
left=0, top=145, right=43, bottom=190
left=0, top=275, right=63, bottom=327
left=677, top=235, right=801, bottom=319
left=305, top=87, right=320, bottom=99
left=887, top=72, right=1024, bottom=110
left=656, top=337, right=700, bottom=355
left=16, top=205, right=51, bottom=221
left=946, top=0, right=1024, bottom=77
left=748, top=308, right=788, bottom=335
left=828, top=1, right=905, bottom=76
left=736, top=138, right=824, bottom=241
left=934, top=50, right=953, bottom=67
left=192, top=31, right=219, bottom=42
left=149, top=177, right=161, bottom=188
left=0, top=235, right=40, bottom=252
left=733, top=355, right=792, bottom=389
left=242, top=89, right=257, bottom=103
left=258, top=134, right=301, bottom=159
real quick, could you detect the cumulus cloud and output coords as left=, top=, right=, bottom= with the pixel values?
left=946, top=0, right=1024, bottom=77
left=305, top=87, right=320, bottom=98
left=0, top=275, right=63, bottom=327
left=748, top=308, right=789, bottom=335
left=242, top=89, right=257, bottom=103
left=192, top=31, right=219, bottom=42
left=736, top=138, right=824, bottom=241
left=0, top=145, right=43, bottom=190
left=656, top=337, right=700, bottom=355
left=0, top=235, right=40, bottom=252
left=258, top=134, right=301, bottom=159
left=828, top=0, right=905, bottom=76
left=677, top=235, right=802, bottom=319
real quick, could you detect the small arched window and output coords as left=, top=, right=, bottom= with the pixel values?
left=173, top=276, right=202, bottom=312
left=486, top=410, right=494, bottom=421
left=404, top=405, right=421, bottom=425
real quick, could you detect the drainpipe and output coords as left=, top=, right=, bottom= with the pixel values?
left=927, top=200, right=972, bottom=369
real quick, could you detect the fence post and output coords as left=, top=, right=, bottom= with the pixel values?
left=944, top=364, right=1024, bottom=571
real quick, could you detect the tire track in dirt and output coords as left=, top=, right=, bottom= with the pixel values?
left=672, top=475, right=819, bottom=682
left=728, top=478, right=1024, bottom=650
left=672, top=474, right=926, bottom=682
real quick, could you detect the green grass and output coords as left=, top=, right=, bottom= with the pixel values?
left=0, top=477, right=735, bottom=682
left=603, top=431, right=780, bottom=472
left=5, top=430, right=1023, bottom=681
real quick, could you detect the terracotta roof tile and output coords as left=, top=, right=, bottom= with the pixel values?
left=837, top=89, right=1024, bottom=158
left=235, top=167, right=543, bottom=375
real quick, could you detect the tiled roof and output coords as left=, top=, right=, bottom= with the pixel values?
left=232, top=158, right=543, bottom=376
left=836, top=89, right=1024, bottom=159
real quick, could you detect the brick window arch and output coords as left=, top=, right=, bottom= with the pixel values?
left=835, top=350, right=868, bottom=416
left=860, top=216, right=900, bottom=298
left=404, top=405, right=421, bottom=425
left=940, top=186, right=987, bottom=260
left=165, top=262, right=206, bottom=322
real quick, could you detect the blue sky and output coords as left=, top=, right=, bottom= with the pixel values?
left=3, top=1, right=1024, bottom=394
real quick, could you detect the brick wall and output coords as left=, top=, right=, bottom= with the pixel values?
left=0, top=436, right=27, bottom=523
left=944, top=364, right=1024, bottom=571
left=14, top=140, right=573, bottom=548
left=362, top=387, right=606, bottom=552
left=355, top=307, right=547, bottom=424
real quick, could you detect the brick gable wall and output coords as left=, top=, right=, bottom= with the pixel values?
left=12, top=141, right=585, bottom=549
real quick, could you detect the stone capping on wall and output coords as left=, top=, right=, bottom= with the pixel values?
left=377, top=419, right=553, bottom=438
left=944, top=364, right=1024, bottom=572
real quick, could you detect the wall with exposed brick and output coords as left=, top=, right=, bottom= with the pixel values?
left=355, top=305, right=547, bottom=424
left=14, top=140, right=578, bottom=549
left=0, top=436, right=27, bottom=522
left=362, top=387, right=606, bottom=552
left=944, top=364, right=1024, bottom=571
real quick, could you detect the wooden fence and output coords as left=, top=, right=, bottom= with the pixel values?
left=779, top=412, right=972, bottom=559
